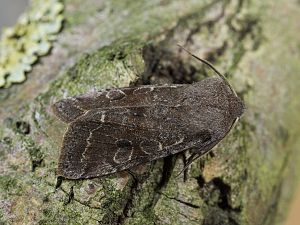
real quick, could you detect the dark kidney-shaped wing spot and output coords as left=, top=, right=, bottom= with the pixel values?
left=106, top=89, right=126, bottom=100
left=116, top=139, right=132, bottom=148
left=114, top=139, right=133, bottom=163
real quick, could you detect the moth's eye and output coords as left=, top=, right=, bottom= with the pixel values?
left=115, top=139, right=132, bottom=148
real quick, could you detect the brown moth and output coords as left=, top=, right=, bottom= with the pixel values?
left=52, top=47, right=244, bottom=179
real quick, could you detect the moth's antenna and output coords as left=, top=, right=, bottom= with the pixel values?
left=177, top=44, right=238, bottom=97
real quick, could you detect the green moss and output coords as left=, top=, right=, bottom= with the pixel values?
left=46, top=38, right=146, bottom=98
left=0, top=176, right=22, bottom=195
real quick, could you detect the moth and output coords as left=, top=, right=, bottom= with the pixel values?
left=52, top=46, right=244, bottom=179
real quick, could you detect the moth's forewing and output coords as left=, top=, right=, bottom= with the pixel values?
left=57, top=77, right=240, bottom=179
left=52, top=84, right=186, bottom=123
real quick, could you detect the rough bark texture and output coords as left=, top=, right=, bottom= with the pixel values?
left=1, top=0, right=300, bottom=224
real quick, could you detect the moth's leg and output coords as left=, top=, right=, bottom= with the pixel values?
left=64, top=186, right=74, bottom=205
left=176, top=152, right=189, bottom=182
left=55, top=176, right=63, bottom=189
left=177, top=142, right=217, bottom=179
left=126, top=169, right=139, bottom=182
left=175, top=145, right=202, bottom=180
left=177, top=153, right=200, bottom=177
left=183, top=156, right=189, bottom=182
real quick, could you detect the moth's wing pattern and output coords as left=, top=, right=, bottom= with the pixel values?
left=52, top=84, right=187, bottom=123
left=55, top=77, right=243, bottom=179
left=58, top=103, right=234, bottom=179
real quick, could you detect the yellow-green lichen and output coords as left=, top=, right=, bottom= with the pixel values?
left=0, top=0, right=64, bottom=88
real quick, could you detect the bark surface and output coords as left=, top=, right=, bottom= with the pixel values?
left=1, top=0, right=300, bottom=224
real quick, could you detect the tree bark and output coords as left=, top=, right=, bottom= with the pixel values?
left=1, top=0, right=300, bottom=224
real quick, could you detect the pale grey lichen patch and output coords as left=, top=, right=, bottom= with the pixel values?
left=0, top=0, right=64, bottom=88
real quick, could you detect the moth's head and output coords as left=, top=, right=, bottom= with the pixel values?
left=230, top=96, right=245, bottom=118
